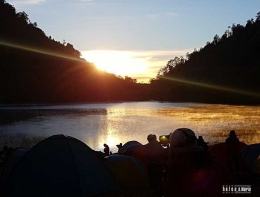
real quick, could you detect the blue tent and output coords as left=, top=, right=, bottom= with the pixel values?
left=4, top=135, right=118, bottom=197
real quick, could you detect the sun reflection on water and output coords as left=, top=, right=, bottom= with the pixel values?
left=0, top=102, right=259, bottom=151
left=90, top=103, right=260, bottom=151
left=155, top=104, right=260, bottom=145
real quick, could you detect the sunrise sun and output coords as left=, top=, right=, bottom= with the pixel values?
left=81, top=50, right=148, bottom=76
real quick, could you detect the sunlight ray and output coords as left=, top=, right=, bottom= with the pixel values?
left=0, top=40, right=85, bottom=62
left=161, top=76, right=260, bottom=98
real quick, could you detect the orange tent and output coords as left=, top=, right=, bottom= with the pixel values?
left=209, top=142, right=246, bottom=169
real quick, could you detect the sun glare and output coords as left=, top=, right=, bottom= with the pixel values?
left=81, top=50, right=148, bottom=76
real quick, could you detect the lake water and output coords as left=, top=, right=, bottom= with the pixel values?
left=0, top=102, right=259, bottom=152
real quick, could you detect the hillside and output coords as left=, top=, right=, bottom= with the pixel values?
left=0, top=0, right=149, bottom=104
left=150, top=14, right=260, bottom=104
left=1, top=0, right=260, bottom=105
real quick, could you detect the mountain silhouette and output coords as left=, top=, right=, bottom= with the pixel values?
left=150, top=14, right=260, bottom=104
left=0, top=0, right=148, bottom=104
left=1, top=0, right=259, bottom=104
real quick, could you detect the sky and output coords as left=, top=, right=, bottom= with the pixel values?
left=6, top=0, right=260, bottom=82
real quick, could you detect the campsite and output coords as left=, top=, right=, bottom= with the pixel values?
left=1, top=0, right=260, bottom=196
left=0, top=134, right=259, bottom=197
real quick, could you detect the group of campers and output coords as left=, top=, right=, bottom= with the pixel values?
left=103, top=128, right=245, bottom=197
left=0, top=129, right=257, bottom=197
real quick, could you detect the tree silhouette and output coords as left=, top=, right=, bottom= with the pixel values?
left=150, top=12, right=260, bottom=104
left=1, top=0, right=260, bottom=104
left=0, top=0, right=148, bottom=104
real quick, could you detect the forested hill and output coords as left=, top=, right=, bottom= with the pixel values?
left=150, top=14, right=260, bottom=104
left=1, top=0, right=260, bottom=105
left=0, top=0, right=148, bottom=104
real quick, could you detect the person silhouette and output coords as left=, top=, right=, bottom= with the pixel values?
left=145, top=134, right=165, bottom=188
left=225, top=130, right=240, bottom=172
left=164, top=128, right=220, bottom=197
left=197, top=136, right=209, bottom=151
left=116, top=143, right=122, bottom=152
left=103, top=144, right=110, bottom=156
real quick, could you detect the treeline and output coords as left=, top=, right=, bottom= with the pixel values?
left=1, top=0, right=260, bottom=104
left=0, top=0, right=149, bottom=104
left=150, top=14, right=260, bottom=104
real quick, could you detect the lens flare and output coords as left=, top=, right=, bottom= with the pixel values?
left=0, top=40, right=85, bottom=62
left=160, top=75, right=260, bottom=98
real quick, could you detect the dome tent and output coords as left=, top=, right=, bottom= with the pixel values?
left=209, top=142, right=246, bottom=169
left=118, top=141, right=142, bottom=155
left=105, top=155, right=150, bottom=192
left=4, top=135, right=118, bottom=197
left=1, top=147, right=29, bottom=185
left=241, top=143, right=260, bottom=174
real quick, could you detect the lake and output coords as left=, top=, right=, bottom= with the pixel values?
left=0, top=102, right=259, bottom=152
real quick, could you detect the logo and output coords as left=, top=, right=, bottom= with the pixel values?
left=222, top=185, right=251, bottom=194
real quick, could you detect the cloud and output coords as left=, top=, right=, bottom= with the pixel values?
left=8, top=0, right=45, bottom=6
left=81, top=49, right=191, bottom=83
